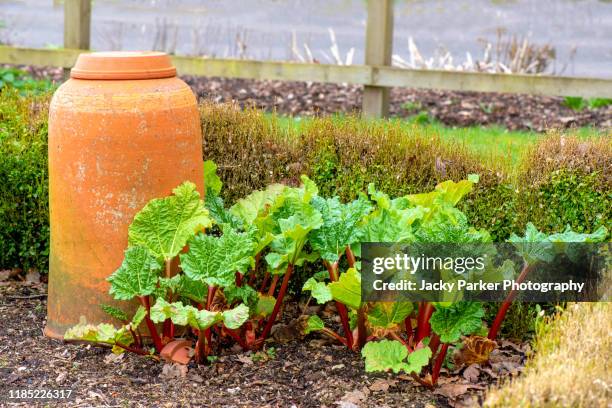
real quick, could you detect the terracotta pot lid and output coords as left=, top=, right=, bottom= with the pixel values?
left=70, top=51, right=177, bottom=80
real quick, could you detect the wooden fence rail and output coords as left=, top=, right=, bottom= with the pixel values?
left=2, top=46, right=611, bottom=101
left=1, top=0, right=611, bottom=116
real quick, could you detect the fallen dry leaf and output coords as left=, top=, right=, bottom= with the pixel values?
left=434, top=382, right=485, bottom=400
left=337, top=387, right=369, bottom=407
left=369, top=378, right=397, bottom=392
left=500, top=339, right=524, bottom=353
left=463, top=364, right=480, bottom=383
left=235, top=354, right=253, bottom=365
left=160, top=363, right=188, bottom=379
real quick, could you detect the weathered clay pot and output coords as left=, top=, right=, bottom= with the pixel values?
left=45, top=52, right=203, bottom=338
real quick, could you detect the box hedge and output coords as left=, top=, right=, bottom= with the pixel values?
left=0, top=93, right=609, bottom=273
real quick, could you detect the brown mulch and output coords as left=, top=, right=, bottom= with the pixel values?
left=0, top=280, right=529, bottom=407
left=18, top=65, right=612, bottom=132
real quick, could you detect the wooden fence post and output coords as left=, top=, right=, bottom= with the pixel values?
left=63, top=0, right=91, bottom=78
left=362, top=0, right=394, bottom=118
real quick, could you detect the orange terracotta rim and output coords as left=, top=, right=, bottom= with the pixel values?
left=71, top=51, right=177, bottom=80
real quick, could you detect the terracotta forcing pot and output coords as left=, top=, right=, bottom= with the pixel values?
left=45, top=51, right=204, bottom=339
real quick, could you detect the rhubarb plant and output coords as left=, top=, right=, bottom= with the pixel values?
left=62, top=159, right=608, bottom=385
left=301, top=176, right=496, bottom=386
left=65, top=165, right=328, bottom=361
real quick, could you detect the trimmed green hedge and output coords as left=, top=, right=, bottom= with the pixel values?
left=0, top=90, right=50, bottom=272
left=0, top=93, right=610, bottom=273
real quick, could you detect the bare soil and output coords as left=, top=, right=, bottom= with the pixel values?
left=0, top=281, right=528, bottom=408
left=20, top=65, right=612, bottom=131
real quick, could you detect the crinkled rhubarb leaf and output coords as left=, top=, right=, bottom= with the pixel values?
left=329, top=268, right=361, bottom=310
left=362, top=209, right=418, bottom=242
left=265, top=205, right=322, bottom=270
left=128, top=182, right=212, bottom=261
left=225, top=284, right=259, bottom=310
left=179, top=275, right=208, bottom=303
left=203, top=160, right=222, bottom=196
left=150, top=298, right=188, bottom=325
left=190, top=308, right=223, bottom=330
left=64, top=317, right=134, bottom=354
left=180, top=228, right=255, bottom=288
left=205, top=191, right=243, bottom=230
left=404, top=346, right=433, bottom=374
left=547, top=225, right=608, bottom=243
left=361, top=339, right=408, bottom=373
left=304, top=315, right=325, bottom=334
left=361, top=339, right=431, bottom=374
left=107, top=246, right=161, bottom=301
left=222, top=304, right=250, bottom=329
left=415, top=209, right=491, bottom=243
left=309, top=195, right=372, bottom=263
left=508, top=223, right=555, bottom=264
left=367, top=302, right=413, bottom=329
left=230, top=183, right=286, bottom=225
left=150, top=298, right=223, bottom=330
left=430, top=302, right=485, bottom=343
left=302, top=277, right=332, bottom=304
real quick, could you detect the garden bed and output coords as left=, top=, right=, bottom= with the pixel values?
left=0, top=281, right=530, bottom=408
left=17, top=65, right=612, bottom=131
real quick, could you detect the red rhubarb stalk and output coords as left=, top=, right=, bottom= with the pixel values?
left=267, top=275, right=280, bottom=296
left=428, top=334, right=441, bottom=356
left=259, top=271, right=270, bottom=293
left=355, top=306, right=367, bottom=350
left=324, top=260, right=354, bottom=349
left=248, top=254, right=261, bottom=286
left=488, top=262, right=531, bottom=340
left=415, top=302, right=434, bottom=343
left=138, top=295, right=163, bottom=352
left=258, top=264, right=294, bottom=342
left=431, top=343, right=449, bottom=385
left=345, top=246, right=356, bottom=268
left=224, top=327, right=249, bottom=350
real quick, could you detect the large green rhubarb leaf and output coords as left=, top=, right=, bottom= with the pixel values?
left=265, top=205, right=322, bottom=270
left=329, top=268, right=361, bottom=309
left=547, top=225, right=608, bottom=243
left=362, top=208, right=423, bottom=243
left=309, top=195, right=372, bottom=263
left=361, top=340, right=431, bottom=374
left=107, top=246, right=161, bottom=301
left=178, top=275, right=208, bottom=303
left=430, top=302, right=485, bottom=343
left=508, top=223, right=555, bottom=264
left=367, top=302, right=413, bottom=329
left=230, top=183, right=286, bottom=225
left=180, top=228, right=255, bottom=288
left=128, top=182, right=212, bottom=261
